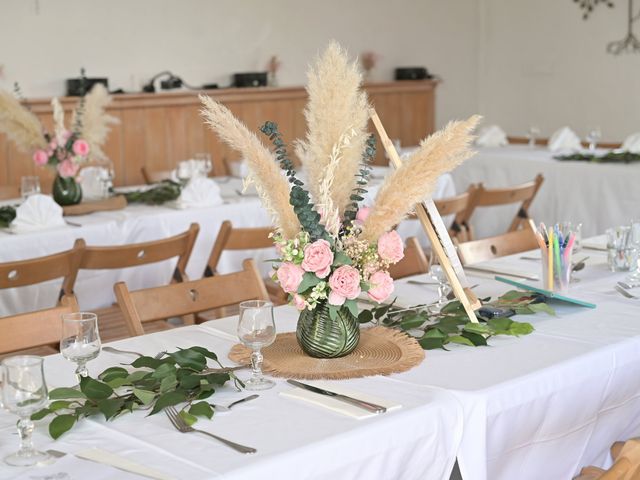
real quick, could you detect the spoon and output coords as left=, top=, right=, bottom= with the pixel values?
left=210, top=394, right=259, bottom=412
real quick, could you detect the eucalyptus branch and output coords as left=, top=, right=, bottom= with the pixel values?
left=343, top=134, right=376, bottom=224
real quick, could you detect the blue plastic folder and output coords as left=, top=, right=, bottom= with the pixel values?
left=494, top=276, right=597, bottom=309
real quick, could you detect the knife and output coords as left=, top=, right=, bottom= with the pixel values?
left=287, top=379, right=387, bottom=414
left=463, top=265, right=538, bottom=281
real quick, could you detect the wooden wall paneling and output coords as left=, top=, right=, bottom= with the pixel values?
left=120, top=108, right=148, bottom=185
left=0, top=135, right=7, bottom=185
left=165, top=105, right=190, bottom=167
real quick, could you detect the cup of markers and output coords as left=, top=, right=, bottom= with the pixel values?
left=533, top=222, right=576, bottom=294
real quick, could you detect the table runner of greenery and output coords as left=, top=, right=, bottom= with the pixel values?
left=555, top=152, right=640, bottom=163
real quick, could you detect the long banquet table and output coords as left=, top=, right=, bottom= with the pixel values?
left=0, top=174, right=455, bottom=316
left=1, top=237, right=639, bottom=479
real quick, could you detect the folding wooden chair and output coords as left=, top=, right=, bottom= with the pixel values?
left=406, top=190, right=473, bottom=241
left=0, top=242, right=84, bottom=304
left=0, top=295, right=78, bottom=357
left=74, top=223, right=199, bottom=339
left=455, top=222, right=538, bottom=265
left=388, top=237, right=430, bottom=280
left=460, top=174, right=544, bottom=239
left=115, top=259, right=269, bottom=336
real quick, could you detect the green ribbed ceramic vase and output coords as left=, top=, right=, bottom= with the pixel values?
left=52, top=175, right=82, bottom=206
left=296, top=303, right=360, bottom=358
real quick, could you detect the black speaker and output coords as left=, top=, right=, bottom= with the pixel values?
left=66, top=77, right=109, bottom=96
left=233, top=72, right=268, bottom=88
left=394, top=67, right=432, bottom=81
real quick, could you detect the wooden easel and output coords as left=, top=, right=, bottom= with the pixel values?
left=370, top=109, right=480, bottom=323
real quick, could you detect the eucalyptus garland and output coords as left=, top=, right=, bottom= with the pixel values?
left=359, top=290, right=551, bottom=350
left=123, top=180, right=182, bottom=205
left=0, top=206, right=16, bottom=228
left=31, top=346, right=240, bottom=439
left=343, top=134, right=376, bottom=225
left=555, top=152, right=640, bottom=163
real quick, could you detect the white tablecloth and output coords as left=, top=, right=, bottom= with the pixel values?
left=402, top=145, right=640, bottom=238
left=0, top=174, right=455, bottom=316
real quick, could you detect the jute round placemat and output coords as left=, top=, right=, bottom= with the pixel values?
left=228, top=326, right=424, bottom=380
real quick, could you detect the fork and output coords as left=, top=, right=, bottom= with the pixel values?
left=619, top=281, right=640, bottom=290
left=615, top=284, right=639, bottom=300
left=164, top=406, right=256, bottom=454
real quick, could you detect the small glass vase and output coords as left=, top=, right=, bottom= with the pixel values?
left=52, top=175, right=82, bottom=206
left=296, top=302, right=360, bottom=358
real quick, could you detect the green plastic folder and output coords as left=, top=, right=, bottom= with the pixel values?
left=494, top=276, right=597, bottom=309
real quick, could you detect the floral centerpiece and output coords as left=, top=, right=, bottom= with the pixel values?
left=200, top=42, right=479, bottom=358
left=0, top=82, right=117, bottom=205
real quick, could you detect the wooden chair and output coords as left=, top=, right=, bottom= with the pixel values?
left=575, top=438, right=640, bottom=480
left=0, top=242, right=84, bottom=303
left=115, top=259, right=269, bottom=336
left=388, top=237, right=430, bottom=279
left=460, top=174, right=544, bottom=239
left=205, top=220, right=285, bottom=305
left=141, top=166, right=175, bottom=184
left=455, top=223, right=538, bottom=265
left=74, top=223, right=199, bottom=339
left=406, top=190, right=473, bottom=241
left=0, top=185, right=20, bottom=200
left=0, top=295, right=78, bottom=356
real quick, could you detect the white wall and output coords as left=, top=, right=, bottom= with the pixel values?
left=0, top=0, right=480, bottom=127
left=477, top=0, right=640, bottom=140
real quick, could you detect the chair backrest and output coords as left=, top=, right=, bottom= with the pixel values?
left=0, top=243, right=84, bottom=301
left=460, top=174, right=544, bottom=237
left=141, top=166, right=175, bottom=184
left=388, top=237, right=430, bottom=280
left=434, top=190, right=473, bottom=240
left=0, top=185, right=20, bottom=200
left=0, top=295, right=78, bottom=354
left=76, top=223, right=199, bottom=283
left=115, top=259, right=270, bottom=336
left=205, top=220, right=274, bottom=276
left=455, top=223, right=539, bottom=265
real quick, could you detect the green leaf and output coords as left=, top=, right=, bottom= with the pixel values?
left=189, top=401, right=214, bottom=419
left=49, top=387, right=86, bottom=400
left=127, top=371, right=150, bottom=383
left=333, top=251, right=352, bottom=266
left=204, top=373, right=230, bottom=386
left=441, top=301, right=463, bottom=314
left=508, top=321, right=535, bottom=336
left=189, top=346, right=218, bottom=362
left=179, top=410, right=198, bottom=426
left=80, top=377, right=114, bottom=400
left=160, top=374, right=178, bottom=393
left=49, top=400, right=74, bottom=412
left=169, top=350, right=206, bottom=371
left=463, top=323, right=492, bottom=335
left=30, top=408, right=51, bottom=421
left=133, top=388, right=156, bottom=406
left=151, top=363, right=177, bottom=379
left=98, top=398, right=125, bottom=421
left=49, top=414, right=76, bottom=440
left=528, top=302, right=556, bottom=316
left=461, top=331, right=488, bottom=346
left=328, top=305, right=338, bottom=321
left=399, top=314, right=426, bottom=330
left=178, top=374, right=200, bottom=390
left=358, top=309, right=373, bottom=324
left=488, top=317, right=514, bottom=333
left=149, top=391, right=187, bottom=416
left=99, top=367, right=129, bottom=383
left=297, top=272, right=322, bottom=293
left=131, top=356, right=167, bottom=370
left=422, top=328, right=447, bottom=339
left=448, top=335, right=475, bottom=347
left=344, top=300, right=359, bottom=318
left=106, top=377, right=129, bottom=389
left=419, top=337, right=446, bottom=350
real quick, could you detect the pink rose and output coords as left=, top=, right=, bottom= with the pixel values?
left=367, top=271, right=394, bottom=303
left=56, top=159, right=79, bottom=178
left=49, top=140, right=57, bottom=150
left=328, top=265, right=361, bottom=306
left=276, top=262, right=305, bottom=294
left=61, top=130, right=72, bottom=142
left=355, top=206, right=371, bottom=224
left=377, top=230, right=404, bottom=263
left=293, top=294, right=306, bottom=311
left=72, top=139, right=90, bottom=157
left=32, top=149, right=49, bottom=166
left=301, top=239, right=334, bottom=278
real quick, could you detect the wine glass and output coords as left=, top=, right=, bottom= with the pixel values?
left=20, top=176, right=41, bottom=200
left=427, top=252, right=449, bottom=309
left=627, top=219, right=640, bottom=285
left=1, top=355, right=49, bottom=466
left=194, top=153, right=213, bottom=177
left=586, top=127, right=601, bottom=151
left=526, top=126, right=540, bottom=148
left=60, top=312, right=101, bottom=380
left=237, top=300, right=276, bottom=391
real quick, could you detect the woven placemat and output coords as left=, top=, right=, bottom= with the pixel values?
left=228, top=326, right=425, bottom=380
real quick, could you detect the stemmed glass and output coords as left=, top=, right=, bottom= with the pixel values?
left=237, top=300, right=276, bottom=391
left=586, top=127, right=602, bottom=151
left=428, top=253, right=449, bottom=309
left=526, top=126, right=540, bottom=148
left=60, top=312, right=101, bottom=380
left=627, top=219, right=640, bottom=285
left=194, top=153, right=213, bottom=177
left=1, top=355, right=49, bottom=466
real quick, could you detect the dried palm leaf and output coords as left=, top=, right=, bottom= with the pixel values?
left=74, top=84, right=118, bottom=160
left=0, top=90, right=46, bottom=153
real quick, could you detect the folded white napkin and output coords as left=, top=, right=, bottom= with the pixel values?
left=174, top=176, right=223, bottom=209
left=76, top=448, right=173, bottom=480
left=79, top=166, right=109, bottom=201
left=475, top=125, right=508, bottom=147
left=9, top=194, right=66, bottom=233
left=228, top=159, right=250, bottom=178
left=548, top=126, right=581, bottom=152
left=621, top=132, right=640, bottom=153
left=281, top=380, right=402, bottom=420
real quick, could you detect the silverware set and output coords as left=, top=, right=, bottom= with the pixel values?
left=615, top=284, right=639, bottom=300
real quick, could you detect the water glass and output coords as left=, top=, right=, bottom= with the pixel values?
left=1, top=356, right=49, bottom=466
left=526, top=126, right=540, bottom=148
left=428, top=261, right=449, bottom=309
left=586, top=127, right=602, bottom=151
left=606, top=226, right=637, bottom=272
left=193, top=153, right=213, bottom=177
left=60, top=312, right=101, bottom=379
left=20, top=176, right=41, bottom=199
left=237, top=300, right=276, bottom=391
